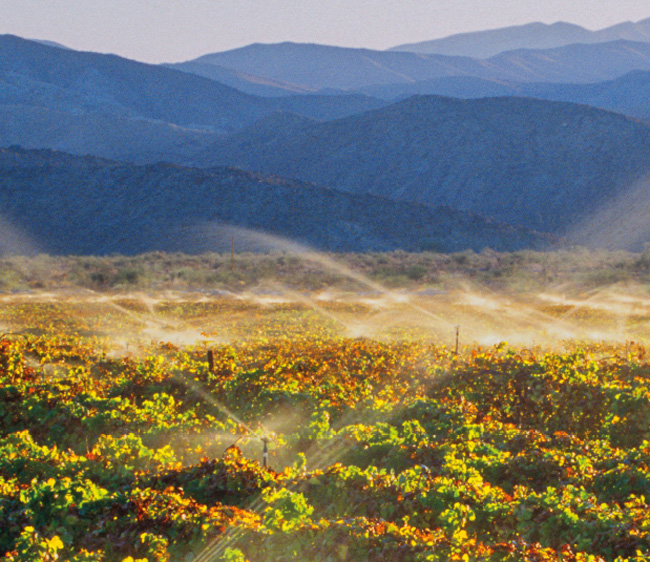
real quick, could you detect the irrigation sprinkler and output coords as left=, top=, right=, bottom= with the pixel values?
left=231, top=432, right=271, bottom=468
left=261, top=436, right=269, bottom=468
left=417, top=464, right=432, bottom=488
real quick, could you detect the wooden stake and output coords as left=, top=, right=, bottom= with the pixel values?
left=207, top=350, right=214, bottom=373
left=455, top=326, right=460, bottom=356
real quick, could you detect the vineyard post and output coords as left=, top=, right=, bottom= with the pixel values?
left=207, top=349, right=214, bottom=373
left=455, top=326, right=460, bottom=356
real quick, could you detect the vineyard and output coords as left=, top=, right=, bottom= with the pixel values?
left=1, top=262, right=650, bottom=561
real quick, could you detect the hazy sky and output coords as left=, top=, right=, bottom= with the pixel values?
left=3, top=0, right=650, bottom=63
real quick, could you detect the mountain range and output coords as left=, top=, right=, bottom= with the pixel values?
left=0, top=35, right=386, bottom=162
left=4, top=20, right=650, bottom=253
left=175, top=39, right=650, bottom=94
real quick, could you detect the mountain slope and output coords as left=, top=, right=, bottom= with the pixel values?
left=198, top=96, right=650, bottom=240
left=164, top=60, right=318, bottom=97
left=0, top=147, right=550, bottom=255
left=0, top=105, right=217, bottom=163
left=390, top=18, right=650, bottom=57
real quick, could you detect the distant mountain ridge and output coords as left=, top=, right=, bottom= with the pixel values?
left=0, top=146, right=551, bottom=255
left=183, top=42, right=473, bottom=91
left=0, top=35, right=386, bottom=162
left=181, top=39, right=650, bottom=92
left=517, top=70, right=650, bottom=121
left=0, top=35, right=268, bottom=134
left=0, top=34, right=386, bottom=130
left=358, top=69, right=650, bottom=122
left=30, top=39, right=70, bottom=50
left=198, top=95, right=650, bottom=241
left=389, top=18, right=650, bottom=57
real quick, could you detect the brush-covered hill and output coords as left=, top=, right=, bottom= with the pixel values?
left=0, top=146, right=551, bottom=255
left=198, top=95, right=650, bottom=238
